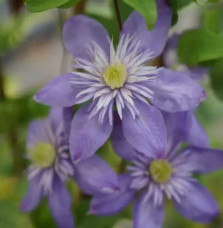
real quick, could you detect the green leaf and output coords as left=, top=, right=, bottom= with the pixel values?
left=210, top=58, right=223, bottom=100
left=178, top=29, right=223, bottom=65
left=203, top=9, right=220, bottom=33
left=59, top=0, right=80, bottom=9
left=194, top=0, right=219, bottom=5
left=24, top=0, right=70, bottom=12
left=178, top=0, right=193, bottom=8
left=167, top=0, right=178, bottom=26
left=122, top=0, right=157, bottom=30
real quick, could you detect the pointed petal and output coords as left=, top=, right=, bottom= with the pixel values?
left=122, top=0, right=172, bottom=58
left=63, top=15, right=110, bottom=61
left=75, top=155, right=119, bottom=195
left=163, top=111, right=209, bottom=153
left=133, top=192, right=164, bottom=228
left=69, top=104, right=113, bottom=162
left=149, top=69, right=206, bottom=112
left=111, top=114, right=138, bottom=161
left=34, top=73, right=77, bottom=107
left=162, top=34, right=179, bottom=68
left=21, top=176, right=42, bottom=212
left=122, top=100, right=167, bottom=158
left=189, top=67, right=209, bottom=80
left=89, top=174, right=135, bottom=215
left=174, top=181, right=219, bottom=223
left=26, top=119, right=49, bottom=148
left=49, top=107, right=73, bottom=137
left=186, top=112, right=209, bottom=147
left=181, top=147, right=223, bottom=174
left=48, top=177, right=74, bottom=228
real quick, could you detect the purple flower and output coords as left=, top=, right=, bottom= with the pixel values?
left=163, top=34, right=209, bottom=80
left=21, top=107, right=119, bottom=228
left=34, top=0, right=205, bottom=162
left=89, top=115, right=223, bottom=228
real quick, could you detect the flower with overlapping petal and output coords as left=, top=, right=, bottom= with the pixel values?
left=34, top=0, right=205, bottom=163
left=21, top=107, right=119, bottom=228
left=89, top=113, right=223, bottom=228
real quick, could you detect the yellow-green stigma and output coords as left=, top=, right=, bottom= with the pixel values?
left=103, top=64, right=127, bottom=89
left=30, top=143, right=56, bottom=168
left=149, top=160, right=172, bottom=184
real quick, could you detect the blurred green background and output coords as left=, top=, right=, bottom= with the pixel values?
left=0, top=0, right=223, bottom=227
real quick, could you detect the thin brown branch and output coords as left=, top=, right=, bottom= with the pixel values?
left=74, top=0, right=86, bottom=14
left=114, top=0, right=122, bottom=31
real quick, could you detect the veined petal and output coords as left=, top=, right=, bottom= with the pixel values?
left=149, top=69, right=206, bottom=112
left=75, top=155, right=119, bottom=195
left=180, top=147, right=223, bottom=174
left=34, top=73, right=77, bottom=107
left=63, top=15, right=110, bottom=61
left=133, top=192, right=164, bottom=228
left=89, top=174, right=135, bottom=215
left=21, top=175, right=43, bottom=212
left=69, top=104, right=113, bottom=162
left=48, top=177, right=74, bottom=228
left=174, top=181, right=219, bottom=223
left=122, top=100, right=167, bottom=158
left=163, top=111, right=209, bottom=154
left=112, top=114, right=138, bottom=161
left=122, top=0, right=172, bottom=58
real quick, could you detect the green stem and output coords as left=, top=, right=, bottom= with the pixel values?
left=0, top=59, right=23, bottom=176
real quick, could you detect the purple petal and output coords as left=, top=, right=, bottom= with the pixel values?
left=186, top=112, right=209, bottom=147
left=181, top=147, right=223, bottom=174
left=69, top=104, right=113, bottom=162
left=163, top=111, right=209, bottom=153
left=49, top=107, right=73, bottom=136
left=34, top=73, right=77, bottom=107
left=26, top=119, right=50, bottom=148
left=122, top=0, right=172, bottom=58
left=189, top=67, right=209, bottom=80
left=21, top=176, right=42, bottom=212
left=162, top=34, right=179, bottom=68
left=63, top=15, right=110, bottom=61
left=149, top=69, right=206, bottom=112
left=89, top=174, right=135, bottom=215
left=48, top=177, right=74, bottom=228
left=122, top=100, right=167, bottom=158
left=133, top=192, right=164, bottom=228
left=111, top=114, right=138, bottom=161
left=174, top=181, right=219, bottom=223
left=75, top=155, right=119, bottom=195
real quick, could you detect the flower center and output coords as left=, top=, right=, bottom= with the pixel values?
left=103, top=64, right=127, bottom=89
left=30, top=143, right=56, bottom=168
left=149, top=159, right=172, bottom=184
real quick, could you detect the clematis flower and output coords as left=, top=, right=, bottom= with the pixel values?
left=34, top=0, right=206, bottom=162
left=163, top=34, right=209, bottom=80
left=89, top=115, right=223, bottom=228
left=21, top=107, right=119, bottom=228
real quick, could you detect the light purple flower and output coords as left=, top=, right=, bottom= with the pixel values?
left=90, top=115, right=223, bottom=228
left=21, top=107, right=119, bottom=228
left=34, top=0, right=205, bottom=162
left=163, top=34, right=209, bottom=80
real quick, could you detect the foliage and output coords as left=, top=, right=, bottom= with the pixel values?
left=24, top=0, right=80, bottom=12
left=122, top=0, right=157, bottom=30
